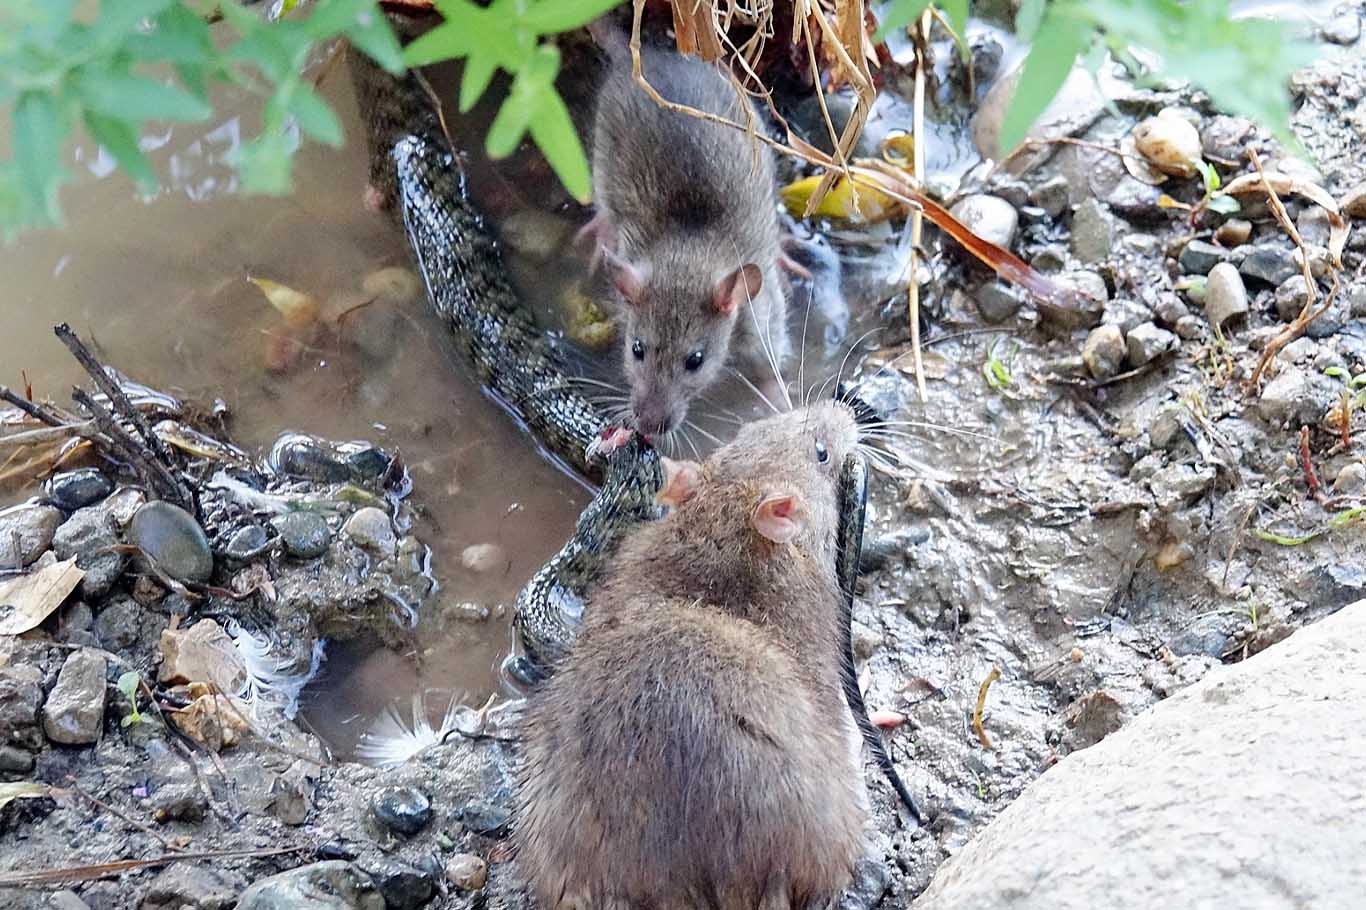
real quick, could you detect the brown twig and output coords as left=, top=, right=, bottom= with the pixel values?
left=0, top=386, right=67, bottom=428
left=972, top=666, right=1001, bottom=750
left=70, top=388, right=181, bottom=502
left=0, top=846, right=303, bottom=887
left=1246, top=278, right=1339, bottom=393
left=59, top=779, right=182, bottom=853
left=1298, top=426, right=1328, bottom=505
left=903, top=7, right=930, bottom=404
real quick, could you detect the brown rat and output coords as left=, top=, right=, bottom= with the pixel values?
left=586, top=26, right=792, bottom=438
left=517, top=401, right=867, bottom=910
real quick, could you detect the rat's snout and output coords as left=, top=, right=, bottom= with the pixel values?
left=630, top=394, right=683, bottom=439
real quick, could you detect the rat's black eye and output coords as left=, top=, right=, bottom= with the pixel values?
left=684, top=350, right=705, bottom=371
left=631, top=339, right=645, bottom=361
left=815, top=441, right=829, bottom=463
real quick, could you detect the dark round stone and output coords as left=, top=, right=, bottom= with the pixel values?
left=274, top=512, right=331, bottom=559
left=370, top=860, right=436, bottom=910
left=459, top=799, right=510, bottom=837
left=345, top=446, right=390, bottom=480
left=44, top=468, right=114, bottom=511
left=371, top=785, right=432, bottom=836
left=224, top=524, right=269, bottom=560
left=129, top=501, right=213, bottom=583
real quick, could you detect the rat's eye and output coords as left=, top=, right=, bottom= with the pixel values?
left=684, top=350, right=705, bottom=371
left=815, top=441, right=829, bottom=463
left=631, top=339, right=645, bottom=361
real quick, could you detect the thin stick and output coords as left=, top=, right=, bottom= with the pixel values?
left=0, top=846, right=304, bottom=887
left=972, top=666, right=1001, bottom=750
left=60, top=780, right=181, bottom=853
left=905, top=9, right=930, bottom=403
left=0, top=386, right=66, bottom=428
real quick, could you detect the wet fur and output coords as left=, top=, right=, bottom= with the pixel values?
left=591, top=39, right=790, bottom=433
left=518, top=403, right=866, bottom=910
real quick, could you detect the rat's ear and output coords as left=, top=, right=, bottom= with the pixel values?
left=602, top=247, right=646, bottom=306
left=752, top=491, right=806, bottom=544
left=712, top=263, right=763, bottom=315
left=657, top=457, right=702, bottom=507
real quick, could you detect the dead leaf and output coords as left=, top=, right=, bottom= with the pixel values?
left=0, top=557, right=84, bottom=635
left=1120, top=133, right=1169, bottom=186
left=0, top=781, right=50, bottom=810
left=158, top=618, right=247, bottom=694
left=170, top=691, right=250, bottom=752
left=671, top=0, right=722, bottom=61
left=782, top=173, right=901, bottom=222
left=1222, top=171, right=1348, bottom=267
left=248, top=277, right=321, bottom=331
left=866, top=347, right=950, bottom=380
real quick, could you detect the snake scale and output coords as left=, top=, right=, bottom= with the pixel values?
left=347, top=23, right=920, bottom=820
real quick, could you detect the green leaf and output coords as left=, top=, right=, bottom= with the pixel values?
left=1206, top=194, right=1240, bottom=215
left=997, top=7, right=1089, bottom=155
left=486, top=87, right=535, bottom=159
left=71, top=67, right=212, bottom=122
left=117, top=671, right=141, bottom=699
left=528, top=85, right=591, bottom=203
left=1015, top=0, right=1046, bottom=41
left=459, top=54, right=499, bottom=113
left=940, top=0, right=971, bottom=62
left=874, top=0, right=933, bottom=40
left=128, top=5, right=214, bottom=64
left=520, top=0, right=624, bottom=34
left=1195, top=159, right=1220, bottom=194
left=92, top=0, right=176, bottom=45
left=305, top=0, right=405, bottom=73
left=1324, top=366, right=1350, bottom=381
left=283, top=82, right=343, bottom=146
left=83, top=111, right=157, bottom=190
left=12, top=91, right=67, bottom=224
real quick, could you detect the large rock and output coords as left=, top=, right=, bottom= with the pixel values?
left=43, top=649, right=107, bottom=745
left=0, top=505, right=62, bottom=566
left=236, top=862, right=384, bottom=910
left=52, top=505, right=126, bottom=599
left=914, top=601, right=1366, bottom=910
left=0, top=663, right=44, bottom=752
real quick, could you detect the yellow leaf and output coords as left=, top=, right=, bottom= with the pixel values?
left=1156, top=194, right=1192, bottom=211
left=0, top=782, right=50, bottom=810
left=0, top=557, right=85, bottom=635
left=781, top=173, right=899, bottom=223
left=880, top=133, right=916, bottom=167
left=248, top=277, right=321, bottom=330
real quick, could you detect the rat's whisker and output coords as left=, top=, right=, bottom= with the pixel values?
left=833, top=328, right=882, bottom=394
left=682, top=419, right=723, bottom=447
left=729, top=367, right=781, bottom=416
left=862, top=421, right=995, bottom=442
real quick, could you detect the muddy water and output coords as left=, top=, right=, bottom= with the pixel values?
left=0, top=70, right=592, bottom=755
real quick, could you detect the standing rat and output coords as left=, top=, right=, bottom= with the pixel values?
left=516, top=401, right=868, bottom=910
left=585, top=25, right=795, bottom=439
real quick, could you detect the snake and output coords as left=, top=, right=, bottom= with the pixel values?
left=347, top=24, right=919, bottom=820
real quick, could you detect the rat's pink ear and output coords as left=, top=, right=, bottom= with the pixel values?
left=602, top=247, right=646, bottom=305
left=657, top=457, right=701, bottom=507
left=712, top=263, right=763, bottom=315
left=752, top=492, right=806, bottom=544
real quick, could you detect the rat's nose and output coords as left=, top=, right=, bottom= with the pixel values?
left=632, top=401, right=678, bottom=439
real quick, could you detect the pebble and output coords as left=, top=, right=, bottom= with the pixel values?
left=1102, top=298, right=1153, bottom=334
left=973, top=282, right=1023, bottom=324
left=1030, top=245, right=1068, bottom=272
left=361, top=267, right=422, bottom=307
left=47, top=891, right=90, bottom=910
left=459, top=799, right=511, bottom=836
left=445, top=854, right=488, bottom=892
left=0, top=744, right=34, bottom=773
left=1304, top=299, right=1348, bottom=340
left=1178, top=240, right=1230, bottom=275
left=839, top=857, right=892, bottom=910
left=1213, top=219, right=1252, bottom=247
left=1204, top=263, right=1249, bottom=328
left=1147, top=404, right=1187, bottom=449
left=1238, top=244, right=1299, bottom=286
left=1274, top=275, right=1311, bottom=321
left=0, top=504, right=62, bottom=566
left=1333, top=462, right=1366, bottom=494
left=1153, top=293, right=1190, bottom=326
left=1070, top=198, right=1113, bottom=263
left=273, top=512, right=331, bottom=559
left=850, top=620, right=884, bottom=659
left=1173, top=315, right=1205, bottom=340
left=140, top=864, right=237, bottom=910
left=43, top=468, right=114, bottom=511
left=461, top=543, right=506, bottom=574
left=1293, top=244, right=1334, bottom=280
left=1257, top=368, right=1337, bottom=426
left=1278, top=337, right=1319, bottom=363
left=1082, top=325, right=1126, bottom=380
left=342, top=508, right=397, bottom=557
left=150, top=782, right=209, bottom=823
left=1029, top=175, right=1070, bottom=218
left=371, top=785, right=432, bottom=836
left=1201, top=115, right=1253, bottom=161
left=129, top=501, right=214, bottom=583
left=1351, top=285, right=1366, bottom=318
left=93, top=596, right=143, bottom=651
left=235, top=861, right=384, bottom=910
left=1295, top=207, right=1333, bottom=248
left=52, top=505, right=126, bottom=599
left=1342, top=182, right=1366, bottom=219
left=1322, top=9, right=1361, bottom=44
left=948, top=195, right=1019, bottom=249
left=1148, top=463, right=1216, bottom=509
left=0, top=663, right=44, bottom=752
left=1125, top=322, right=1178, bottom=367
left=43, top=648, right=107, bottom=745
left=371, top=860, right=436, bottom=910
left=1039, top=270, right=1108, bottom=330
left=1132, top=111, right=1201, bottom=178
left=225, top=524, right=269, bottom=560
